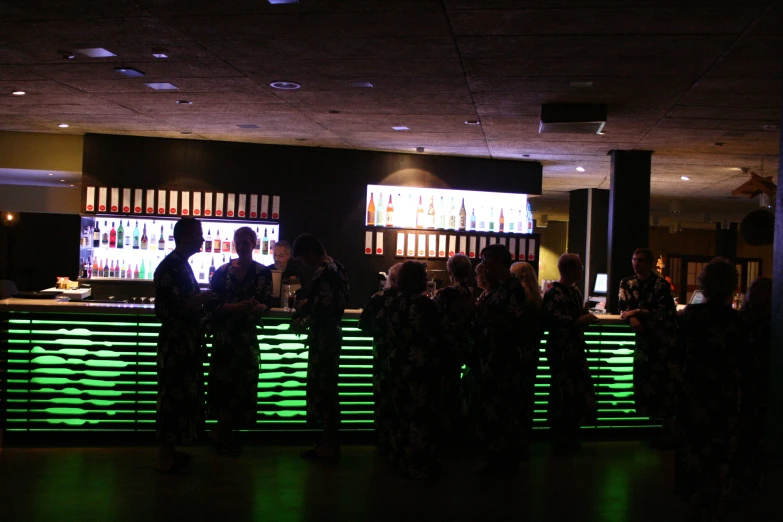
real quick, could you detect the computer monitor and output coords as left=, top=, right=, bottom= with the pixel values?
left=593, top=273, right=608, bottom=294
left=689, top=290, right=705, bottom=305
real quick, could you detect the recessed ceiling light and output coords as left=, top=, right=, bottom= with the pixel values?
left=464, top=120, right=480, bottom=125
left=70, top=184, right=75, bottom=187
left=270, top=81, right=301, bottom=90
left=392, top=126, right=410, bottom=131
left=416, top=147, right=425, bottom=153
left=48, top=173, right=53, bottom=176
left=176, top=100, right=192, bottom=105
left=58, top=123, right=69, bottom=128
left=114, top=67, right=145, bottom=77
left=152, top=53, right=168, bottom=59
left=268, top=0, right=299, bottom=4
left=12, top=90, right=25, bottom=96
left=681, top=176, right=690, bottom=181
left=60, top=179, right=65, bottom=182
left=729, top=167, right=742, bottom=171
left=351, top=81, right=373, bottom=88
left=576, top=166, right=585, bottom=172
left=145, top=82, right=178, bottom=90
left=237, top=124, right=260, bottom=129
left=597, top=131, right=606, bottom=135
left=76, top=47, right=116, bottom=58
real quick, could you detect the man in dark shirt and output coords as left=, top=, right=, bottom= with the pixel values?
left=267, top=240, right=312, bottom=302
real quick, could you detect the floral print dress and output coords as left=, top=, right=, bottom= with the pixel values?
left=542, top=282, right=597, bottom=438
left=209, top=261, right=272, bottom=427
left=618, top=273, right=678, bottom=418
left=293, top=259, right=349, bottom=432
left=675, top=303, right=747, bottom=516
left=154, top=250, right=208, bottom=444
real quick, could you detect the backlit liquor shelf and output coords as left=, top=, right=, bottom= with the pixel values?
left=0, top=300, right=657, bottom=433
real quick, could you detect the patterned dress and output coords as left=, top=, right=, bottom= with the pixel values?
left=473, top=277, right=536, bottom=455
left=209, top=261, right=272, bottom=427
left=675, top=303, right=747, bottom=515
left=293, top=259, right=349, bottom=432
left=618, top=273, right=678, bottom=418
left=383, top=292, right=449, bottom=478
left=359, top=288, right=400, bottom=452
left=542, top=283, right=597, bottom=438
left=154, top=250, right=207, bottom=444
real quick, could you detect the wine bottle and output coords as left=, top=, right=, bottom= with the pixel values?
left=150, top=221, right=157, bottom=251
left=133, top=221, right=140, bottom=249
left=168, top=224, right=174, bottom=250
left=527, top=202, right=534, bottom=234
left=386, top=195, right=394, bottom=227
left=254, top=227, right=261, bottom=253
left=459, top=199, right=467, bottom=231
left=120, top=259, right=126, bottom=278
left=102, top=258, right=109, bottom=277
left=499, top=209, right=505, bottom=232
left=367, top=193, right=376, bottom=226
left=376, top=192, right=385, bottom=227
left=222, top=233, right=230, bottom=252
left=126, top=264, right=131, bottom=279
left=231, top=237, right=237, bottom=254
left=416, top=196, right=424, bottom=229
left=478, top=207, right=486, bottom=231
left=438, top=197, right=446, bottom=229
left=214, top=230, right=221, bottom=252
left=93, top=221, right=101, bottom=248
left=133, top=264, right=139, bottom=279
left=269, top=229, right=276, bottom=251
left=198, top=263, right=205, bottom=282
left=209, top=257, right=216, bottom=282
left=489, top=208, right=495, bottom=232
left=141, top=224, right=148, bottom=250
left=517, top=209, right=524, bottom=233
left=262, top=228, right=269, bottom=255
left=125, top=221, right=131, bottom=247
left=427, top=196, right=435, bottom=228
left=158, top=225, right=165, bottom=250
left=117, top=221, right=124, bottom=249
left=92, top=257, right=99, bottom=276
left=205, top=229, right=212, bottom=252
left=508, top=209, right=515, bottom=232
left=101, top=221, right=109, bottom=247
left=470, top=208, right=476, bottom=231
left=448, top=198, right=456, bottom=229
left=140, top=260, right=146, bottom=279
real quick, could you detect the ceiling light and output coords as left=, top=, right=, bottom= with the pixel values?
left=597, top=131, right=605, bottom=135
left=392, top=126, right=409, bottom=131
left=114, top=67, right=145, bottom=77
left=681, top=176, right=690, bottom=181
left=60, top=179, right=65, bottom=182
left=145, top=82, right=178, bottom=90
left=48, top=173, right=53, bottom=176
left=270, top=81, right=301, bottom=90
left=268, top=0, right=299, bottom=4
left=152, top=53, right=168, bottom=58
left=416, top=147, right=425, bottom=153
left=730, top=167, right=742, bottom=171
left=176, top=100, right=192, bottom=105
left=76, top=48, right=116, bottom=58
left=58, top=123, right=69, bottom=128
left=237, top=124, right=260, bottom=129
left=12, top=90, right=25, bottom=96
left=464, top=120, right=480, bottom=125
left=70, top=184, right=75, bottom=187
left=351, top=81, right=373, bottom=88
left=576, top=166, right=585, bottom=172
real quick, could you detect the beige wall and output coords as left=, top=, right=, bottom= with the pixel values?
left=0, top=185, right=81, bottom=214
left=536, top=220, right=568, bottom=283
left=0, top=132, right=83, bottom=172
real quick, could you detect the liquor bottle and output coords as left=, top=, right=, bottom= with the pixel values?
left=262, top=228, right=269, bottom=255
left=470, top=208, right=476, bottom=231
left=158, top=225, right=165, bottom=250
left=80, top=258, right=86, bottom=279
left=386, top=194, right=394, bottom=227
left=93, top=221, right=101, bottom=247
left=478, top=207, right=486, bottom=231
left=205, top=229, right=212, bottom=252
left=109, top=222, right=117, bottom=248
left=140, top=260, right=146, bottom=279
left=109, top=260, right=115, bottom=278
left=527, top=202, right=534, bottom=234
left=269, top=229, right=276, bottom=251
left=150, top=222, right=157, bottom=251
left=125, top=221, right=131, bottom=247
left=447, top=198, right=456, bottom=229
left=120, top=259, right=126, bottom=278
left=231, top=237, right=237, bottom=254
left=222, top=232, right=230, bottom=252
left=141, top=224, right=148, bottom=250
left=133, top=264, right=139, bottom=279
left=499, top=208, right=505, bottom=232
left=133, top=221, right=140, bottom=249
left=198, top=263, right=205, bottom=282
left=214, top=230, right=221, bottom=252
left=254, top=227, right=261, bottom=253
left=376, top=192, right=385, bottom=227
left=427, top=196, right=436, bottom=228
left=438, top=197, right=446, bottom=229
left=508, top=209, right=515, bottom=232
left=117, top=221, right=124, bottom=249
left=489, top=208, right=495, bottom=232
left=459, top=199, right=467, bottom=231
left=126, top=264, right=131, bottom=279
left=102, top=258, right=109, bottom=277
left=209, top=257, right=216, bottom=282
left=87, top=257, right=92, bottom=279
left=517, top=209, right=524, bottom=233
left=367, top=193, right=375, bottom=226
left=101, top=221, right=109, bottom=247
left=416, top=196, right=424, bottom=229
left=92, top=257, right=99, bottom=275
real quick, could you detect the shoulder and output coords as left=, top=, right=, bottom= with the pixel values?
left=253, top=261, right=272, bottom=276
left=620, top=276, right=634, bottom=286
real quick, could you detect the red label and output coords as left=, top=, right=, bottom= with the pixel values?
left=469, top=252, right=475, bottom=258
left=99, top=204, right=106, bottom=211
left=216, top=210, right=223, bottom=216
left=87, top=204, right=94, bottom=211
left=170, top=207, right=176, bottom=213
left=448, top=250, right=455, bottom=256
left=111, top=205, right=118, bottom=212
left=250, top=212, right=257, bottom=218
left=239, top=211, right=245, bottom=217
left=182, top=209, right=189, bottom=215
left=158, top=207, right=164, bottom=213
left=204, top=210, right=211, bottom=216
left=194, top=209, right=200, bottom=216
left=146, top=207, right=153, bottom=213
left=261, top=212, right=268, bottom=218
left=438, top=250, right=445, bottom=256
left=396, top=249, right=403, bottom=255
left=365, top=247, right=371, bottom=254
left=376, top=247, right=382, bottom=254
left=528, top=253, right=534, bottom=261
left=227, top=211, right=234, bottom=217
left=272, top=212, right=279, bottom=219
left=134, top=206, right=141, bottom=212
left=123, top=206, right=130, bottom=212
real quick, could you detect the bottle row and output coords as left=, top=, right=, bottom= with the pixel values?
left=363, top=230, right=539, bottom=262
left=366, top=192, right=534, bottom=234
left=84, top=187, right=280, bottom=220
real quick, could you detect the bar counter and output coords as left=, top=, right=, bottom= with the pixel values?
left=0, top=298, right=653, bottom=433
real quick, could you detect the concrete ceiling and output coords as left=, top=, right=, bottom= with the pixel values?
left=0, top=0, right=780, bottom=224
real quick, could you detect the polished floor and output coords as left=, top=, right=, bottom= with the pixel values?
left=0, top=440, right=778, bottom=522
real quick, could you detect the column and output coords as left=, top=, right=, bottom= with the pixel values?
left=606, top=150, right=652, bottom=313
left=568, top=188, right=609, bottom=296
left=769, top=89, right=783, bottom=449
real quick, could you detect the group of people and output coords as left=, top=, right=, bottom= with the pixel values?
left=152, top=218, right=774, bottom=519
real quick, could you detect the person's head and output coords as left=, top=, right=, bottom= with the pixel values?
left=447, top=254, right=471, bottom=283
left=557, top=253, right=583, bottom=284
left=397, top=261, right=428, bottom=296
left=233, top=226, right=256, bottom=260
left=273, top=240, right=292, bottom=268
left=292, top=233, right=326, bottom=267
left=479, top=244, right=512, bottom=284
left=385, top=263, right=403, bottom=289
left=744, top=276, right=772, bottom=315
left=512, top=259, right=541, bottom=292
left=632, top=248, right=654, bottom=278
left=173, top=218, right=203, bottom=256
left=475, top=263, right=490, bottom=292
left=698, top=257, right=738, bottom=304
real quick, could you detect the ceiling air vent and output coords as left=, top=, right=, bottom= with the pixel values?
left=539, top=103, right=606, bottom=134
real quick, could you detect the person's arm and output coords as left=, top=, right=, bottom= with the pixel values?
left=618, top=280, right=631, bottom=313
left=252, top=266, right=272, bottom=314
left=650, top=279, right=676, bottom=322
left=155, top=262, right=197, bottom=322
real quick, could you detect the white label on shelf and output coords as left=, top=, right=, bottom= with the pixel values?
left=364, top=231, right=373, bottom=255
left=192, top=192, right=202, bottom=216
left=110, top=188, right=119, bottom=213
left=181, top=191, right=190, bottom=216
left=528, top=238, right=536, bottom=261
left=427, top=234, right=436, bottom=257
left=260, top=195, right=269, bottom=219
left=204, top=192, right=213, bottom=216
left=448, top=235, right=457, bottom=257
left=157, top=190, right=166, bottom=214
left=168, top=190, right=178, bottom=215
left=488, top=236, right=497, bottom=245
left=468, top=236, right=476, bottom=258
left=249, top=194, right=258, bottom=218
left=459, top=236, right=468, bottom=256
left=272, top=195, right=280, bottom=219
left=85, top=186, right=95, bottom=212
left=417, top=234, right=426, bottom=257
left=509, top=238, right=517, bottom=260
left=122, top=188, right=131, bottom=213
left=226, top=193, right=236, bottom=218
left=133, top=189, right=143, bottom=213
left=376, top=231, right=384, bottom=255
left=478, top=236, right=487, bottom=254
left=145, top=189, right=155, bottom=214
left=214, top=193, right=225, bottom=217
left=238, top=194, right=247, bottom=218
left=519, top=237, right=527, bottom=260
left=98, top=187, right=107, bottom=212
left=499, top=237, right=507, bottom=247
left=438, top=234, right=447, bottom=257
left=396, top=232, right=405, bottom=257
left=407, top=233, right=416, bottom=257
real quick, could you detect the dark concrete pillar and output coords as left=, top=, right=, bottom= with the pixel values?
left=769, top=89, right=783, bottom=450
left=568, top=188, right=609, bottom=296
left=715, top=222, right=738, bottom=260
left=607, top=150, right=652, bottom=313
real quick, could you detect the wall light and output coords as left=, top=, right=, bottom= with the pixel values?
left=12, top=90, right=25, bottom=96
left=576, top=166, right=585, bottom=172
left=58, top=123, right=69, bottom=128
left=680, top=176, right=690, bottom=181
left=2, top=212, right=20, bottom=227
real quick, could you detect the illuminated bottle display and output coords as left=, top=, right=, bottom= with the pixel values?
left=366, top=193, right=375, bottom=226
left=158, top=225, right=165, bottom=250
left=140, top=224, right=148, bottom=250
left=133, top=221, right=140, bottom=249
left=205, top=229, right=212, bottom=252
left=386, top=195, right=394, bottom=227
left=109, top=222, right=117, bottom=248
left=93, top=222, right=100, bottom=247
left=117, top=221, right=124, bottom=249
